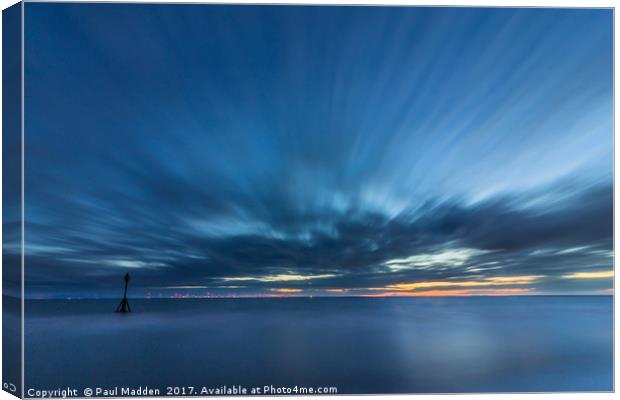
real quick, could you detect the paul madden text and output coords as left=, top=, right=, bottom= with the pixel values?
left=26, top=385, right=338, bottom=397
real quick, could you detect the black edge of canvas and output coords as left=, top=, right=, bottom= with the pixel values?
left=3, top=1, right=23, bottom=398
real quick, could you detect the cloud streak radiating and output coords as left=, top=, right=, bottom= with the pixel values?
left=16, top=5, right=613, bottom=298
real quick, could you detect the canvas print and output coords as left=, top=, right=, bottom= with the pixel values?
left=2, top=2, right=614, bottom=397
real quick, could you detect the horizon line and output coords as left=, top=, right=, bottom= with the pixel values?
left=6, top=293, right=614, bottom=301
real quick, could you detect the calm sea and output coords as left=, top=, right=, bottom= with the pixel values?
left=20, top=296, right=613, bottom=395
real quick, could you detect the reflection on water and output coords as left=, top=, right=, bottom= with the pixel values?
left=25, top=296, right=612, bottom=394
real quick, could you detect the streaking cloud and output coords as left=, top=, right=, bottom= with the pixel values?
left=385, top=248, right=493, bottom=272
left=221, top=274, right=338, bottom=283
left=15, top=5, right=612, bottom=298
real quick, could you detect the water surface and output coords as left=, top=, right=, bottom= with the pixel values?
left=24, top=296, right=613, bottom=394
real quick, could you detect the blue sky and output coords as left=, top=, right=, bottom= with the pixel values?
left=13, top=4, right=613, bottom=298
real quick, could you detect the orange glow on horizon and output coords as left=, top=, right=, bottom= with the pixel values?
left=361, top=288, right=534, bottom=297
left=374, top=275, right=544, bottom=292
left=270, top=288, right=303, bottom=293
left=562, top=270, right=613, bottom=279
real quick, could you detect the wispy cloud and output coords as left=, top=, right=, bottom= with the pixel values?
left=384, top=248, right=493, bottom=271
left=556, top=246, right=591, bottom=255
left=105, top=260, right=166, bottom=269
left=221, top=274, right=338, bottom=283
